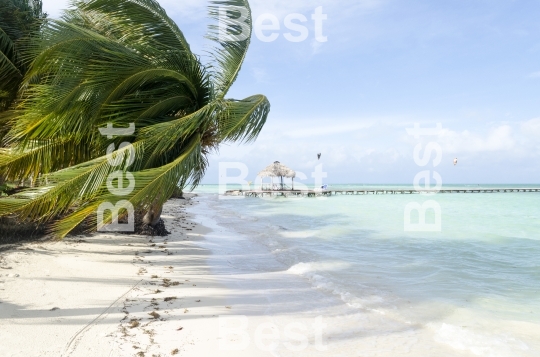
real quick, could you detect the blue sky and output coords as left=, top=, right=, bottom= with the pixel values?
left=44, top=0, right=540, bottom=184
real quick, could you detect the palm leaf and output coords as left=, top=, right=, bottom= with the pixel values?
left=207, top=0, right=253, bottom=98
left=217, top=94, right=270, bottom=143
left=75, top=0, right=192, bottom=53
left=52, top=135, right=201, bottom=237
left=0, top=142, right=143, bottom=220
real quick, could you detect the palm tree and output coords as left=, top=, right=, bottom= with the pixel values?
left=0, top=0, right=270, bottom=237
left=0, top=0, right=46, bottom=194
left=0, top=0, right=46, bottom=141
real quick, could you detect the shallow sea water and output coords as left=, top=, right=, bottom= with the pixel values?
left=190, top=184, right=540, bottom=356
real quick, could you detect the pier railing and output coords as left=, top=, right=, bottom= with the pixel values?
left=224, top=188, right=540, bottom=197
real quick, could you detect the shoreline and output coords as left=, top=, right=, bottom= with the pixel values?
left=0, top=196, right=236, bottom=356
left=2, top=194, right=535, bottom=356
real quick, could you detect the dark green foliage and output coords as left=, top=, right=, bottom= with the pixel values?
left=0, top=0, right=270, bottom=237
left=0, top=0, right=46, bottom=141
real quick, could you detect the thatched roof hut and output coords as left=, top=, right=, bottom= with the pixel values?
left=258, top=161, right=296, bottom=179
left=258, top=161, right=296, bottom=190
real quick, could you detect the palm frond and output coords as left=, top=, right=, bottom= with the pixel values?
left=0, top=138, right=91, bottom=180
left=0, top=142, right=143, bottom=220
left=217, top=94, right=270, bottom=143
left=75, top=0, right=192, bottom=53
left=52, top=135, right=201, bottom=237
left=0, top=27, right=22, bottom=110
left=207, top=0, right=252, bottom=98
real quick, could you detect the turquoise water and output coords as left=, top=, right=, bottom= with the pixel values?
left=192, top=184, right=540, bottom=355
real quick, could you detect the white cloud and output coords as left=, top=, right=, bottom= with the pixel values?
left=42, top=0, right=71, bottom=18
left=436, top=125, right=515, bottom=154
left=207, top=118, right=540, bottom=184
left=521, top=118, right=540, bottom=137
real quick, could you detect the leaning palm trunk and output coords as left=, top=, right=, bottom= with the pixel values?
left=143, top=201, right=163, bottom=227
left=0, top=0, right=270, bottom=237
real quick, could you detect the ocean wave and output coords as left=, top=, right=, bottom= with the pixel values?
left=287, top=262, right=386, bottom=312
left=433, top=323, right=529, bottom=357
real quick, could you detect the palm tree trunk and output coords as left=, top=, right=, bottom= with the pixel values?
left=172, top=185, right=184, bottom=199
left=143, top=201, right=163, bottom=227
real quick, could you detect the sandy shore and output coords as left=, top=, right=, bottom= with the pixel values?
left=0, top=197, right=241, bottom=357
left=1, top=196, right=334, bottom=357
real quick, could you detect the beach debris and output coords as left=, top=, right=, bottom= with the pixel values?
left=151, top=275, right=159, bottom=279
left=50, top=307, right=60, bottom=311
left=184, top=309, right=189, bottom=313
left=153, top=289, right=163, bottom=294
left=454, top=158, right=458, bottom=165
left=161, top=279, right=181, bottom=287
left=136, top=352, right=145, bottom=357
left=195, top=300, right=201, bottom=302
left=171, top=348, right=179, bottom=355
left=317, top=153, right=321, bottom=160
left=129, top=319, right=140, bottom=328
left=176, top=327, right=183, bottom=331
left=164, top=297, right=177, bottom=302
left=137, top=217, right=170, bottom=237
left=225, top=306, right=232, bottom=309
left=148, top=311, right=160, bottom=319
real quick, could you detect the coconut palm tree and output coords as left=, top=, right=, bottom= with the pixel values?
left=0, top=0, right=270, bottom=237
left=0, top=0, right=46, bottom=140
left=0, top=0, right=46, bottom=194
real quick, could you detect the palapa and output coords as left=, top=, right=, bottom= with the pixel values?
left=258, top=161, right=296, bottom=190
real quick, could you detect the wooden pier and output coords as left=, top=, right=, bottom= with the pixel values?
left=225, top=188, right=540, bottom=198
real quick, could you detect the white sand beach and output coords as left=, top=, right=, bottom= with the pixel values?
left=0, top=198, right=240, bottom=357
left=0, top=195, right=526, bottom=357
